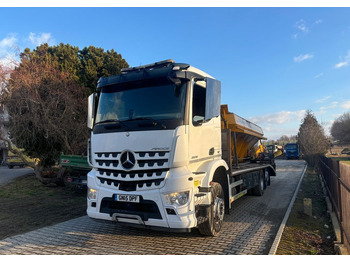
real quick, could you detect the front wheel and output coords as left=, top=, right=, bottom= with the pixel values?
left=198, top=182, right=225, bottom=236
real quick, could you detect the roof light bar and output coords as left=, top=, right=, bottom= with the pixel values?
left=121, top=59, right=175, bottom=73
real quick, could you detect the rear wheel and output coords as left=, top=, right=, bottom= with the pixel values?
left=198, top=182, right=225, bottom=236
left=264, top=169, right=270, bottom=187
left=252, top=171, right=264, bottom=196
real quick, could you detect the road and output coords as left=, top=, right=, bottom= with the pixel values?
left=0, top=160, right=306, bottom=255
left=0, top=166, right=34, bottom=187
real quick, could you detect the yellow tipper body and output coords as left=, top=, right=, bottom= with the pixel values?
left=220, top=105, right=266, bottom=162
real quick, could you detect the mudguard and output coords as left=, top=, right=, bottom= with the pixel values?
left=196, top=159, right=229, bottom=187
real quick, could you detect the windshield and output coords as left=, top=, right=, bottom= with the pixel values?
left=285, top=144, right=298, bottom=150
left=95, top=78, right=187, bottom=126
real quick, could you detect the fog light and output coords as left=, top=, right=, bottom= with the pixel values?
left=88, top=188, right=97, bottom=200
left=166, top=208, right=176, bottom=215
left=164, top=191, right=190, bottom=206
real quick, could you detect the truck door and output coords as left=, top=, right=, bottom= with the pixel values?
left=188, top=78, right=221, bottom=163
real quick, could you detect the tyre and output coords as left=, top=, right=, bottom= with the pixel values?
left=8, top=165, right=13, bottom=169
left=264, top=169, right=270, bottom=187
left=198, top=182, right=225, bottom=236
left=252, top=171, right=264, bottom=196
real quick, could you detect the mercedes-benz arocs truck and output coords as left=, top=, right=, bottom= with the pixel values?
left=86, top=59, right=276, bottom=236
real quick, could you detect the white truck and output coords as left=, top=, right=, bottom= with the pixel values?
left=86, top=60, right=276, bottom=236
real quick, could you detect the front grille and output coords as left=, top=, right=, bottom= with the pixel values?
left=94, top=150, right=170, bottom=191
left=100, top=197, right=162, bottom=220
left=97, top=168, right=168, bottom=191
left=96, top=160, right=119, bottom=167
left=94, top=151, right=170, bottom=170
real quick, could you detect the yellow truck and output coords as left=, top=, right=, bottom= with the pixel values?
left=6, top=148, right=37, bottom=169
left=266, top=144, right=283, bottom=158
left=6, top=154, right=25, bottom=168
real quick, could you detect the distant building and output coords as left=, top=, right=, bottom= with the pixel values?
left=0, top=104, right=9, bottom=165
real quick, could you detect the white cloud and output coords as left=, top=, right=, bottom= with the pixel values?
left=249, top=110, right=306, bottom=125
left=295, top=19, right=309, bottom=33
left=315, top=96, right=331, bottom=103
left=293, top=19, right=322, bottom=39
left=28, top=32, right=55, bottom=46
left=0, top=34, right=17, bottom=49
left=0, top=34, right=19, bottom=68
left=341, top=101, right=350, bottom=110
left=314, top=73, right=323, bottom=79
left=335, top=50, right=350, bottom=69
left=248, top=110, right=307, bottom=140
left=294, top=53, right=314, bottom=63
left=335, top=61, right=348, bottom=68
left=319, top=101, right=339, bottom=114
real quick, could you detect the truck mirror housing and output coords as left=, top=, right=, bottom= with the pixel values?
left=205, top=78, right=221, bottom=121
left=87, top=93, right=95, bottom=129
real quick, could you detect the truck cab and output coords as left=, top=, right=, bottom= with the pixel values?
left=284, top=143, right=300, bottom=159
left=86, top=60, right=275, bottom=236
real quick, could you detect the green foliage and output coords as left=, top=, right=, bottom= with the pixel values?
left=297, top=110, right=329, bottom=166
left=79, top=46, right=129, bottom=92
left=20, top=43, right=129, bottom=92
left=3, top=43, right=129, bottom=167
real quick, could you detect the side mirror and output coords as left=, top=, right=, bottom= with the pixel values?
left=205, top=78, right=221, bottom=121
left=87, top=94, right=95, bottom=129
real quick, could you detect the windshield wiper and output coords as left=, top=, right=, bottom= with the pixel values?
left=122, top=117, right=167, bottom=129
left=95, top=119, right=130, bottom=130
left=122, top=117, right=155, bottom=122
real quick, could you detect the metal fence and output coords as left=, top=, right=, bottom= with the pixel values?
left=319, top=155, right=350, bottom=253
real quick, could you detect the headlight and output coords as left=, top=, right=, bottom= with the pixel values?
left=164, top=191, right=190, bottom=206
left=88, top=188, right=97, bottom=200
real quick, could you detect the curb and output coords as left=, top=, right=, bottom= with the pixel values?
left=268, top=163, right=308, bottom=255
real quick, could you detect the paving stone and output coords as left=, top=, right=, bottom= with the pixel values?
left=0, top=160, right=305, bottom=255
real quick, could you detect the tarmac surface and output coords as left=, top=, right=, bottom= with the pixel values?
left=0, top=159, right=306, bottom=255
left=0, top=166, right=34, bottom=187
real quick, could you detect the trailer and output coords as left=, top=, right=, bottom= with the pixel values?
left=59, top=154, right=90, bottom=186
left=86, top=59, right=276, bottom=236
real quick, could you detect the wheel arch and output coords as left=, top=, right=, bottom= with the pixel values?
left=197, top=159, right=229, bottom=187
left=197, top=159, right=230, bottom=213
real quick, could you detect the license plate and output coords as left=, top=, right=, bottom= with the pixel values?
left=114, top=194, right=140, bottom=203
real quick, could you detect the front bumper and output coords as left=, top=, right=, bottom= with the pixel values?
left=86, top=167, right=197, bottom=230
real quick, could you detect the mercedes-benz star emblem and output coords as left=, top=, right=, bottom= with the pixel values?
left=120, top=151, right=136, bottom=170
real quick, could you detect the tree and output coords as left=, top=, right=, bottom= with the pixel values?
left=277, top=135, right=290, bottom=145
left=297, top=110, right=328, bottom=166
left=4, top=58, right=89, bottom=167
left=289, top=135, right=297, bottom=143
left=331, top=112, right=350, bottom=145
left=79, top=46, right=129, bottom=92
left=1, top=43, right=129, bottom=170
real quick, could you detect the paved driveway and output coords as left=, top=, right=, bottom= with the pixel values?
left=0, top=166, right=34, bottom=187
left=0, top=160, right=306, bottom=255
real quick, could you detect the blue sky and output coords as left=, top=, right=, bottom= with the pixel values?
left=1, top=7, right=350, bottom=140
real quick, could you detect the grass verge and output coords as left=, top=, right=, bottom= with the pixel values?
left=276, top=168, right=336, bottom=255
left=0, top=173, right=86, bottom=240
